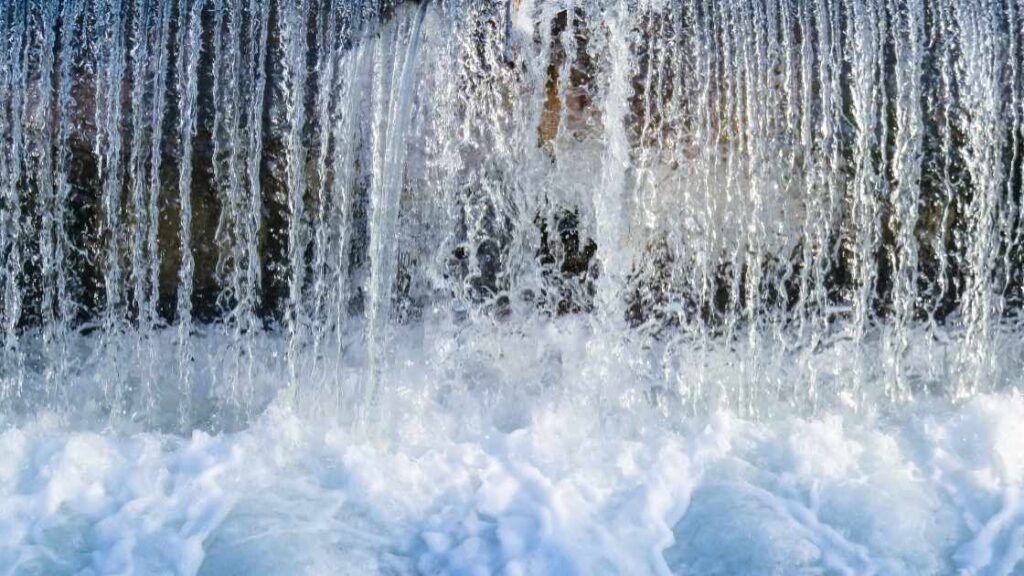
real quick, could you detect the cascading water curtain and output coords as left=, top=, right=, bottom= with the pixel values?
left=0, top=0, right=1022, bottom=430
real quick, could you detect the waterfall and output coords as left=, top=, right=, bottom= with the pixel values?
left=174, top=0, right=202, bottom=428
left=365, top=0, right=430, bottom=424
left=0, top=0, right=1022, bottom=430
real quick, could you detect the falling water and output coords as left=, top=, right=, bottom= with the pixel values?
left=0, top=0, right=1022, bottom=431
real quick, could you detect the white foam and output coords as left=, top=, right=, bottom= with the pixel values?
left=3, top=394, right=1024, bottom=574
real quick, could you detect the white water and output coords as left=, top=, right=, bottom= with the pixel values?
left=0, top=319, right=1021, bottom=574
left=2, top=0, right=1024, bottom=573
left=4, top=386, right=1024, bottom=575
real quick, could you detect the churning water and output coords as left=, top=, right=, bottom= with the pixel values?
left=1, top=0, right=1024, bottom=573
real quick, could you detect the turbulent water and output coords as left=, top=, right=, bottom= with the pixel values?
left=1, top=0, right=1024, bottom=574
left=2, top=391, right=1024, bottom=575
